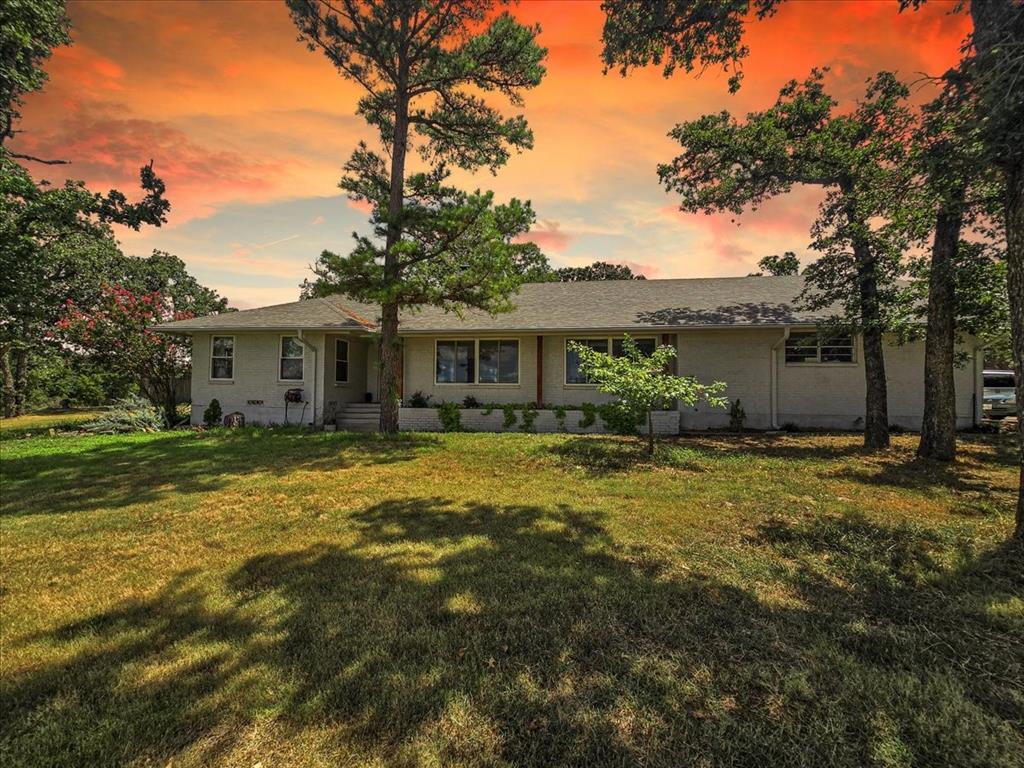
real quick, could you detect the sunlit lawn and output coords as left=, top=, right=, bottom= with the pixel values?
left=0, top=408, right=103, bottom=436
left=1, top=428, right=1021, bottom=767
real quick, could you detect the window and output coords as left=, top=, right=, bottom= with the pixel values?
left=210, top=336, right=234, bottom=380
left=436, top=340, right=475, bottom=384
left=785, top=331, right=854, bottom=364
left=566, top=336, right=657, bottom=384
left=280, top=336, right=304, bottom=380
left=478, top=339, right=519, bottom=384
left=335, top=339, right=349, bottom=383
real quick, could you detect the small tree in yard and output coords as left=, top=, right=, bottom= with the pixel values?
left=569, top=336, right=726, bottom=454
left=55, top=285, right=192, bottom=425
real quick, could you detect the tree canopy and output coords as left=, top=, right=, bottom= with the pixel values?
left=287, top=0, right=548, bottom=431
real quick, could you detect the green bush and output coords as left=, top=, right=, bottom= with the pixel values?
left=437, top=401, right=462, bottom=431
left=729, top=398, right=746, bottom=432
left=408, top=390, right=431, bottom=408
left=501, top=403, right=518, bottom=429
left=462, top=395, right=480, bottom=408
left=520, top=403, right=538, bottom=432
left=84, top=395, right=164, bottom=434
left=203, top=398, right=223, bottom=427
left=553, top=405, right=567, bottom=432
left=578, top=402, right=597, bottom=429
left=598, top=402, right=644, bottom=435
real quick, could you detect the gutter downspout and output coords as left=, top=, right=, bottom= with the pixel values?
left=770, top=327, right=790, bottom=430
left=295, top=330, right=318, bottom=427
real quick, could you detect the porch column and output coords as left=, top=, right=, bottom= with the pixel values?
left=536, top=335, right=544, bottom=405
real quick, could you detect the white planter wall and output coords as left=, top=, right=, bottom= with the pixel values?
left=398, top=407, right=680, bottom=435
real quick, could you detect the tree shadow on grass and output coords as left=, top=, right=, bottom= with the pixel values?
left=0, top=429, right=440, bottom=518
left=4, top=498, right=1022, bottom=767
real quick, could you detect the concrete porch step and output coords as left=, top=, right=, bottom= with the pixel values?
left=337, top=403, right=381, bottom=432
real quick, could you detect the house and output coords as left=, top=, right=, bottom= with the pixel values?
left=153, top=275, right=984, bottom=433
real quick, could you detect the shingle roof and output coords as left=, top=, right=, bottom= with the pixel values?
left=153, top=275, right=837, bottom=334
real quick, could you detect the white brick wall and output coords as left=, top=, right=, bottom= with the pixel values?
left=398, top=407, right=679, bottom=434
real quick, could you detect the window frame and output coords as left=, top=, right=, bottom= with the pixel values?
left=784, top=330, right=856, bottom=365
left=564, top=336, right=658, bottom=386
left=210, top=335, right=235, bottom=381
left=433, top=338, right=522, bottom=386
left=334, top=338, right=349, bottom=384
left=279, top=334, right=305, bottom=382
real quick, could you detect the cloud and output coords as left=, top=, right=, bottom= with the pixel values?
left=516, top=220, right=572, bottom=252
left=310, top=215, right=325, bottom=225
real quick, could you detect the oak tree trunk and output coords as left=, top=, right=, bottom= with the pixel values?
left=12, top=346, right=28, bottom=417
left=845, top=192, right=890, bottom=451
left=1, top=345, right=15, bottom=418
left=918, top=192, right=964, bottom=462
left=1005, top=164, right=1024, bottom=539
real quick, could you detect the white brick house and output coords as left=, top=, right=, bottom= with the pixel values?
left=154, top=276, right=984, bottom=433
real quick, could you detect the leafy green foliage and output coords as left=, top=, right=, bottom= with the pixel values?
left=287, top=0, right=548, bottom=431
left=519, top=403, right=537, bottom=432
left=553, top=405, right=568, bottom=431
left=578, top=402, right=598, bottom=429
left=570, top=336, right=726, bottom=452
left=729, top=398, right=746, bottom=432
left=407, top=391, right=431, bottom=408
left=0, top=0, right=70, bottom=147
left=600, top=0, right=781, bottom=92
left=203, top=398, right=223, bottom=429
left=436, top=401, right=462, bottom=432
left=501, top=403, right=518, bottom=429
left=754, top=252, right=801, bottom=276
left=596, top=401, right=643, bottom=435
left=83, top=395, right=163, bottom=434
left=548, top=261, right=646, bottom=282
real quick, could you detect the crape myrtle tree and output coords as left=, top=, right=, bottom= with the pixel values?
left=658, top=70, right=914, bottom=450
left=287, top=0, right=548, bottom=433
left=569, top=335, right=726, bottom=455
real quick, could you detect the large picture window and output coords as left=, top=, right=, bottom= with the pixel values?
left=335, top=339, right=349, bottom=383
left=210, top=336, right=234, bottom=380
left=280, top=336, right=304, bottom=380
left=785, top=331, right=854, bottom=364
left=436, top=340, right=475, bottom=384
left=566, top=336, right=657, bottom=384
left=478, top=339, right=519, bottom=384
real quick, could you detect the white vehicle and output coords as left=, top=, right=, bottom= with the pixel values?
left=983, top=370, right=1017, bottom=419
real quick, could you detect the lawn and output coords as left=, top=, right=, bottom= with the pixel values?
left=1, top=428, right=1021, bottom=767
left=0, top=408, right=103, bottom=436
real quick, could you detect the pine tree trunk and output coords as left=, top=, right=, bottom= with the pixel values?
left=918, top=192, right=963, bottom=462
left=378, top=67, right=410, bottom=434
left=12, top=347, right=28, bottom=417
left=1, top=344, right=15, bottom=418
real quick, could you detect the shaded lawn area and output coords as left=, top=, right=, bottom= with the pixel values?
left=1, top=429, right=1022, bottom=768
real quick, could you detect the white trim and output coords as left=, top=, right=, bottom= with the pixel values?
left=278, top=333, right=304, bottom=382
left=334, top=337, right=350, bottom=384
left=210, top=334, right=235, bottom=382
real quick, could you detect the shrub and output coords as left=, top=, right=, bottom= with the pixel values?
left=578, top=402, right=598, bottom=429
left=501, top=403, right=518, bottom=429
left=520, top=403, right=538, bottom=432
left=553, top=405, right=567, bottom=431
left=598, top=401, right=643, bottom=435
left=462, top=394, right=480, bottom=408
left=729, top=398, right=746, bottom=432
left=437, top=401, right=462, bottom=431
left=84, top=395, right=164, bottom=434
left=408, top=390, right=431, bottom=408
left=203, top=398, right=223, bottom=427
left=781, top=421, right=801, bottom=433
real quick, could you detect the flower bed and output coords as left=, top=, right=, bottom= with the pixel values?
left=398, top=407, right=680, bottom=435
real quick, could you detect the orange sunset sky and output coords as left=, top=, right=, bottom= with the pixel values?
left=13, top=0, right=970, bottom=308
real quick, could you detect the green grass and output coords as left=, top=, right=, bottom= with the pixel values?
left=0, top=408, right=103, bottom=436
left=1, top=428, right=1021, bottom=767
